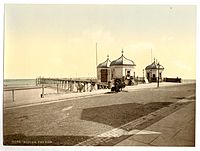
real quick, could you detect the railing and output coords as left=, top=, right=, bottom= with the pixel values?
left=163, top=77, right=181, bottom=83
left=134, top=77, right=145, bottom=84
left=3, top=86, right=44, bottom=102
left=36, top=77, right=108, bottom=91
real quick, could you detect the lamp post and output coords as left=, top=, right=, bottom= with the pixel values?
left=157, top=62, right=160, bottom=88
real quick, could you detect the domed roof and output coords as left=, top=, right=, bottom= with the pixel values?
left=145, top=59, right=164, bottom=70
left=97, top=56, right=111, bottom=68
left=110, top=53, right=136, bottom=66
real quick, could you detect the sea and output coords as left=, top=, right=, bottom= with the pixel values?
left=3, top=79, right=36, bottom=87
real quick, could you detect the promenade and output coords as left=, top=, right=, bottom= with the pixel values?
left=115, top=99, right=195, bottom=146
left=4, top=82, right=192, bottom=109
left=3, top=82, right=195, bottom=146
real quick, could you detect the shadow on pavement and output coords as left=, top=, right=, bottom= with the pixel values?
left=4, top=134, right=91, bottom=146
left=81, top=102, right=172, bottom=128
left=104, top=90, right=128, bottom=94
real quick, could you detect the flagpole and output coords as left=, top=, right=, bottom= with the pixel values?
left=96, top=43, right=98, bottom=67
left=96, top=43, right=98, bottom=79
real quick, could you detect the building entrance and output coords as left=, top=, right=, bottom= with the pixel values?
left=101, top=69, right=108, bottom=82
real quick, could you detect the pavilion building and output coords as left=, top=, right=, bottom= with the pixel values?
left=145, top=59, right=164, bottom=82
left=97, top=51, right=136, bottom=85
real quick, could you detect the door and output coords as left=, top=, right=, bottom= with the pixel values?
left=101, top=69, right=108, bottom=82
left=147, top=73, right=150, bottom=80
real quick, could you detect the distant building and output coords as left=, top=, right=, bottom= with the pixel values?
left=97, top=51, right=136, bottom=84
left=145, top=59, right=164, bottom=82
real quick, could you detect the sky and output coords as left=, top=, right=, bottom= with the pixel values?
left=4, top=4, right=196, bottom=79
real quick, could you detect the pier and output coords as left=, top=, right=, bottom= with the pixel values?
left=36, top=77, right=109, bottom=93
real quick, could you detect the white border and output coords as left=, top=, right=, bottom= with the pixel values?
left=0, top=0, right=199, bottom=151
left=1, top=0, right=200, bottom=4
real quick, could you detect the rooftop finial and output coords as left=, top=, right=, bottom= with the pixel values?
left=122, top=48, right=124, bottom=55
left=107, top=54, right=109, bottom=59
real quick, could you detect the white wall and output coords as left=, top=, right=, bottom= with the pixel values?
left=97, top=68, right=101, bottom=82
left=111, top=66, right=123, bottom=79
left=107, top=69, right=111, bottom=81
left=98, top=65, right=135, bottom=82
left=146, top=69, right=164, bottom=78
left=124, top=67, right=134, bottom=76
left=111, top=65, right=134, bottom=79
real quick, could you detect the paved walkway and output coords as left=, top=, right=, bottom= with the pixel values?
left=75, top=94, right=195, bottom=146
left=115, top=100, right=195, bottom=146
left=4, top=89, right=111, bottom=109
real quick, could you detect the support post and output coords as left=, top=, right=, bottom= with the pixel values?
left=86, top=83, right=88, bottom=92
left=83, top=82, right=86, bottom=92
left=12, top=90, right=14, bottom=102
left=90, top=83, right=93, bottom=92
left=57, top=83, right=59, bottom=94
left=64, top=81, right=66, bottom=89
left=41, top=84, right=44, bottom=98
